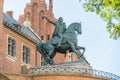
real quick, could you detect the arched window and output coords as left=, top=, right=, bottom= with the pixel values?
left=25, top=13, right=30, bottom=20
left=24, top=13, right=31, bottom=28
left=39, top=10, right=45, bottom=35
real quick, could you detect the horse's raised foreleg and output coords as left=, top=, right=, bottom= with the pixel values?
left=36, top=43, right=52, bottom=64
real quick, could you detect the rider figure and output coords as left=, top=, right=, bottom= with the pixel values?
left=42, top=16, right=66, bottom=47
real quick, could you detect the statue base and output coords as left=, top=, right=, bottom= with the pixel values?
left=31, top=61, right=112, bottom=80
left=32, top=60, right=92, bottom=74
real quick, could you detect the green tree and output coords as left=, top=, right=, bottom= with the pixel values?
left=80, top=0, right=120, bottom=39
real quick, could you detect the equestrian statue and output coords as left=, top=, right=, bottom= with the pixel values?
left=36, top=16, right=86, bottom=64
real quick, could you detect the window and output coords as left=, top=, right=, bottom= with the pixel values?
left=22, top=45, right=30, bottom=64
left=68, top=52, right=73, bottom=62
left=8, top=37, right=16, bottom=57
left=41, top=36, right=44, bottom=40
left=41, top=56, right=47, bottom=66
left=47, top=35, right=50, bottom=40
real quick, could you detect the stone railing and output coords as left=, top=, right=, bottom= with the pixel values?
left=32, top=67, right=120, bottom=80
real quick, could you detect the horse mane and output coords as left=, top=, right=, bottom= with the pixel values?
left=67, top=22, right=79, bottom=28
left=65, top=22, right=79, bottom=33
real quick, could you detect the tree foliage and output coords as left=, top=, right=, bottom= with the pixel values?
left=81, top=0, right=120, bottom=39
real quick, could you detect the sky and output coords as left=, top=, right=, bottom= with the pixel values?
left=4, top=0, right=120, bottom=76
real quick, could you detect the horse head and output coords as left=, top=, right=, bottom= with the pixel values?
left=74, top=22, right=82, bottom=35
left=66, top=22, right=82, bottom=35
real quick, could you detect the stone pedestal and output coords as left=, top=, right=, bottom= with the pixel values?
left=33, top=62, right=92, bottom=77
left=30, top=62, right=120, bottom=80
left=32, top=61, right=92, bottom=75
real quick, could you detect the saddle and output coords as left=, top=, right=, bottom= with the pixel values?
left=51, top=36, right=66, bottom=46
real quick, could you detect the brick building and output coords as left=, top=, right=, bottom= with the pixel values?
left=0, top=0, right=72, bottom=75
left=0, top=0, right=42, bottom=74
left=0, top=0, right=60, bottom=74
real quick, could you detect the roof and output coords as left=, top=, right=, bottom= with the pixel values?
left=3, top=13, right=41, bottom=43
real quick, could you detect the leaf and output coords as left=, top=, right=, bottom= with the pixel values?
left=81, top=0, right=120, bottom=39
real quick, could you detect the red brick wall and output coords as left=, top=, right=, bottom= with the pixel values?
left=33, top=76, right=104, bottom=80
left=18, top=14, right=24, bottom=24
left=0, top=0, right=4, bottom=69
left=0, top=0, right=3, bottom=26
left=0, top=26, right=41, bottom=74
left=54, top=52, right=65, bottom=64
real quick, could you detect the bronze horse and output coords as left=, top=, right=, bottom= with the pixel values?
left=36, top=22, right=85, bottom=64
